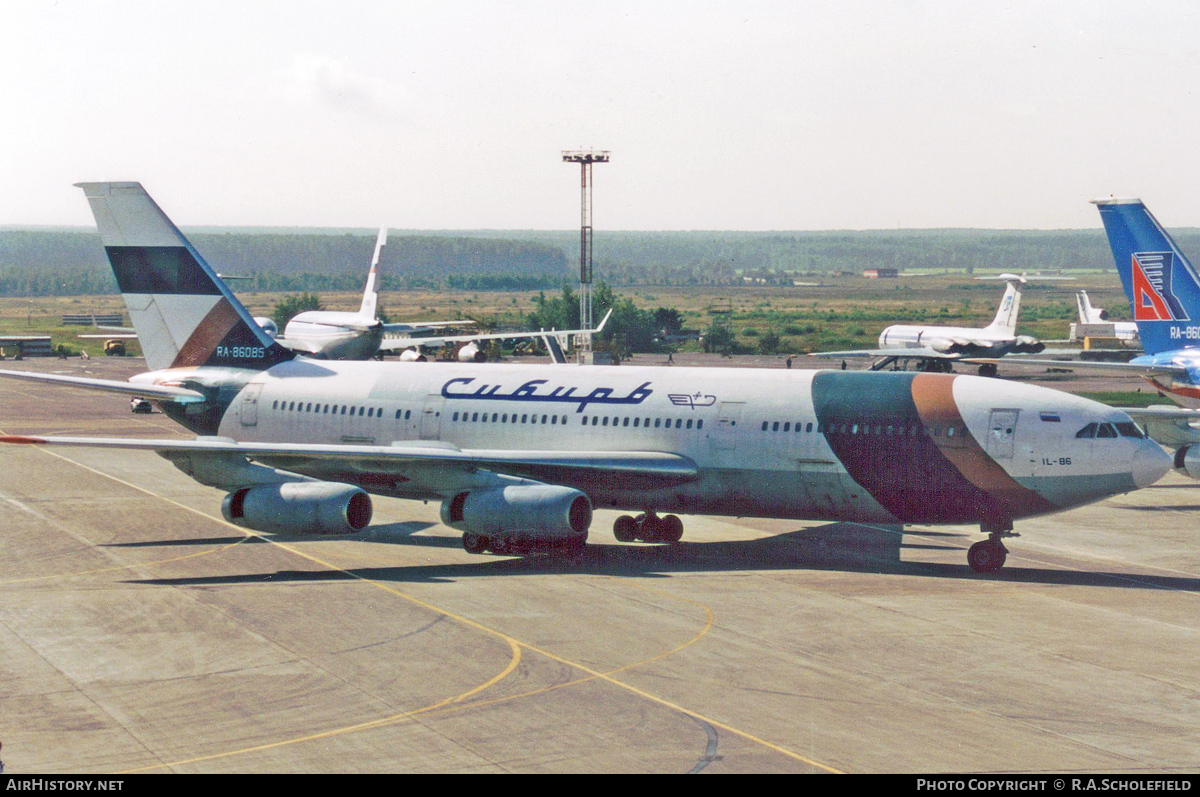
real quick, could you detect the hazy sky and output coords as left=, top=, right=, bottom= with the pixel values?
left=3, top=1, right=1198, bottom=230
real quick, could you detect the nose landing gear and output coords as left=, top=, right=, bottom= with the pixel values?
left=613, top=511, right=684, bottom=543
left=969, top=518, right=1017, bottom=573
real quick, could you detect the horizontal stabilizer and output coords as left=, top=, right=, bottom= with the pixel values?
left=0, top=369, right=206, bottom=403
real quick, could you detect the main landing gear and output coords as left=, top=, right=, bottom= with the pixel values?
left=612, top=511, right=684, bottom=544
left=968, top=519, right=1017, bottom=574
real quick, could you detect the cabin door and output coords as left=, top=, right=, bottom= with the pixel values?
left=239, top=383, right=263, bottom=427
left=420, top=395, right=444, bottom=440
left=985, top=409, right=1019, bottom=459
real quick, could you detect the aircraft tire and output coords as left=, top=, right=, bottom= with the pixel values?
left=638, top=515, right=663, bottom=543
left=613, top=515, right=638, bottom=542
left=967, top=540, right=1007, bottom=573
left=463, top=533, right=489, bottom=554
left=488, top=536, right=512, bottom=555
left=660, top=514, right=684, bottom=543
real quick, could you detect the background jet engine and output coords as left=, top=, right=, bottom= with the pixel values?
left=441, top=484, right=592, bottom=543
left=457, top=341, right=487, bottom=362
left=1174, top=444, right=1200, bottom=480
left=1011, top=335, right=1045, bottom=354
left=254, top=317, right=278, bottom=339
left=222, top=481, right=373, bottom=535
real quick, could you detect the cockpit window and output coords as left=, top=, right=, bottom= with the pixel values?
left=1116, top=422, right=1146, bottom=439
left=1075, top=423, right=1097, bottom=439
left=1097, top=423, right=1119, bottom=438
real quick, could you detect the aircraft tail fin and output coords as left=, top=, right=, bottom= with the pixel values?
left=77, top=182, right=293, bottom=372
left=358, top=227, right=388, bottom=320
left=984, top=276, right=1023, bottom=335
left=1093, top=197, right=1200, bottom=354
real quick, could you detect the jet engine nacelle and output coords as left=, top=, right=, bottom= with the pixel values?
left=254, top=317, right=278, bottom=339
left=457, top=342, right=487, bottom=363
left=440, top=485, right=592, bottom=541
left=928, top=337, right=968, bottom=354
left=1174, top=444, right=1200, bottom=480
left=399, top=348, right=427, bottom=362
left=222, top=481, right=373, bottom=535
left=1011, top=336, right=1045, bottom=354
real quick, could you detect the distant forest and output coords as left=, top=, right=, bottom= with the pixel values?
left=3, top=226, right=1200, bottom=296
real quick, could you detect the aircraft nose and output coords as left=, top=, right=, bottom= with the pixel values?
left=1132, top=441, right=1172, bottom=488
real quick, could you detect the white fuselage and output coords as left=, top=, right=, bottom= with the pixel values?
left=189, top=360, right=1165, bottom=525
left=879, top=324, right=1014, bottom=352
left=283, top=312, right=384, bottom=360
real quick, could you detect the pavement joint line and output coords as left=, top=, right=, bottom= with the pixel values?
left=18, top=441, right=842, bottom=774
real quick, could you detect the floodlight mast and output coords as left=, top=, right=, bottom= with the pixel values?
left=562, top=150, right=609, bottom=363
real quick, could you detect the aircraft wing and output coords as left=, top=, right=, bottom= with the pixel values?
left=1117, top=406, right=1200, bottom=448
left=960, top=357, right=1187, bottom=377
left=0, top=434, right=698, bottom=492
left=0, top=369, right=206, bottom=403
left=381, top=320, right=477, bottom=334
left=380, top=309, right=613, bottom=353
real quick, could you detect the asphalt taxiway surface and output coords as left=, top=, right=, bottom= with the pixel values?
left=1, top=357, right=1197, bottom=773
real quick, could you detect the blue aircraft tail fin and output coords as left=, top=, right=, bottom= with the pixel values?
left=1092, top=197, right=1200, bottom=355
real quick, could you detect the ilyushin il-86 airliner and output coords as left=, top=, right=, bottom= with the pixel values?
left=0, top=183, right=1173, bottom=573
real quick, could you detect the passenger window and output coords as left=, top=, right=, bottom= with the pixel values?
left=452, top=412, right=459, bottom=421
left=772, top=421, right=779, bottom=432
left=762, top=421, right=768, bottom=431
left=542, top=415, right=548, bottom=424
left=807, top=422, right=813, bottom=433
left=522, top=414, right=528, bottom=423
left=946, top=426, right=955, bottom=438
left=783, top=422, right=790, bottom=432
left=1075, top=423, right=1097, bottom=439
left=602, top=417, right=609, bottom=426
left=655, top=419, right=661, bottom=428
left=686, top=419, right=693, bottom=429
left=405, top=410, right=411, bottom=420
left=623, top=417, right=630, bottom=427
left=552, top=416, right=558, bottom=425
left=675, top=419, right=682, bottom=429
left=697, top=420, right=703, bottom=429
left=633, top=418, right=640, bottom=427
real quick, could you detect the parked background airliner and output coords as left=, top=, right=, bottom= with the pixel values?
left=1075, top=290, right=1139, bottom=344
left=811, top=274, right=1046, bottom=375
left=269, top=226, right=593, bottom=363
left=0, top=183, right=1172, bottom=574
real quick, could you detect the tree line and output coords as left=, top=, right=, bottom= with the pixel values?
left=6, top=225, right=1200, bottom=297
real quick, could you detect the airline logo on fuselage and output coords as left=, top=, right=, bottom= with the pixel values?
left=1132, top=252, right=1189, bottom=321
left=442, top=377, right=653, bottom=412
